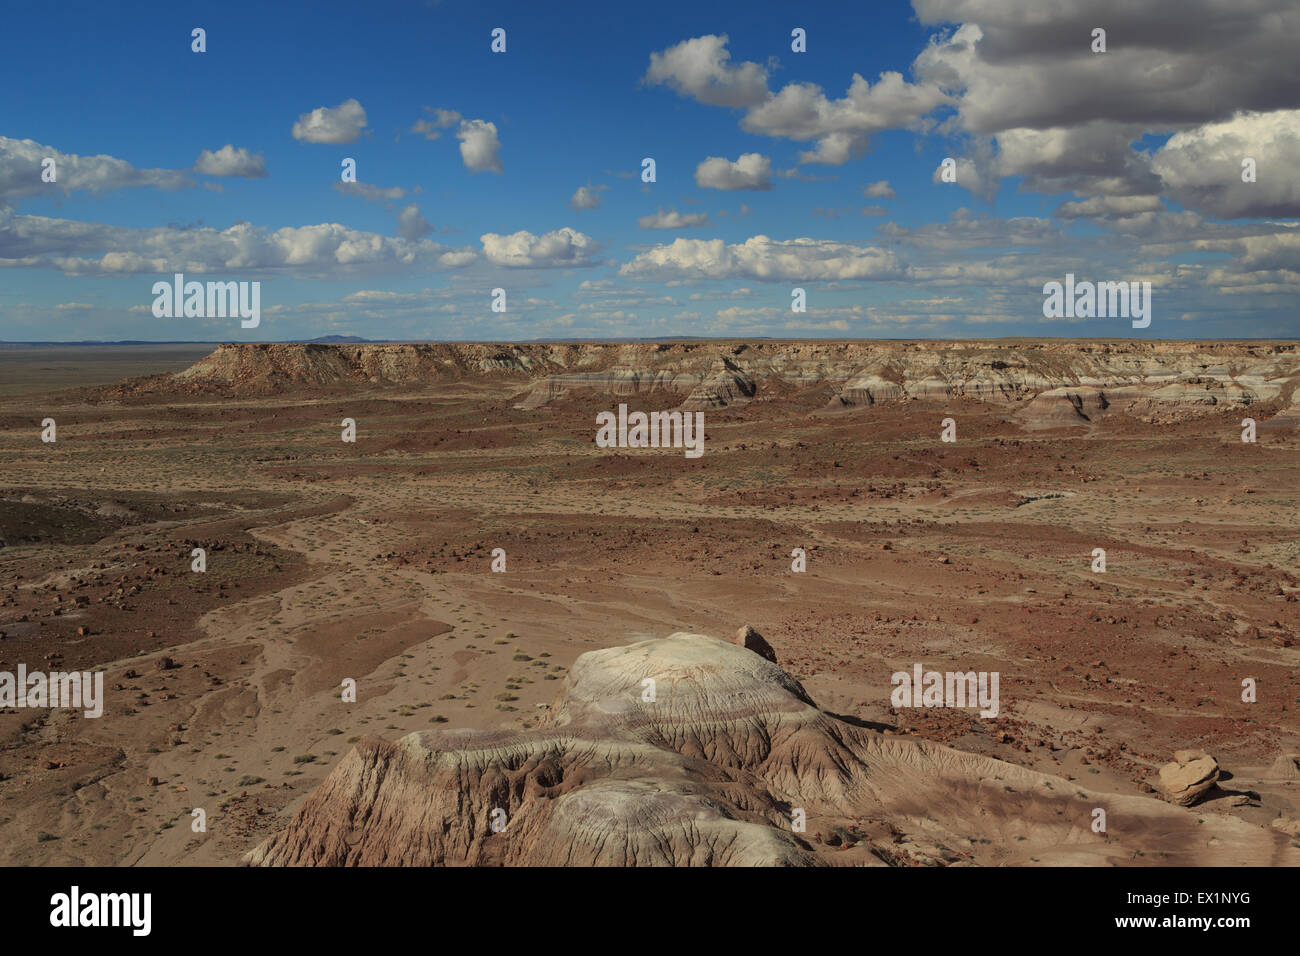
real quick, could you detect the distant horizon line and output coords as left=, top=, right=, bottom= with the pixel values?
left=3, top=336, right=1300, bottom=347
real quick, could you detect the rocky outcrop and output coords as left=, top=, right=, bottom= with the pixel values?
left=105, top=342, right=1300, bottom=428
left=734, top=624, right=778, bottom=664
left=246, top=633, right=1294, bottom=867
left=680, top=357, right=756, bottom=410
left=515, top=368, right=699, bottom=409
left=836, top=371, right=908, bottom=405
left=120, top=342, right=585, bottom=396
left=1016, top=387, right=1112, bottom=429
left=1158, top=749, right=1220, bottom=806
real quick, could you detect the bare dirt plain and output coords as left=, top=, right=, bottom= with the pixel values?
left=1, top=340, right=1298, bottom=866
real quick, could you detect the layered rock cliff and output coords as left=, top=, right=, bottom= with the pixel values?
left=113, top=340, right=1300, bottom=425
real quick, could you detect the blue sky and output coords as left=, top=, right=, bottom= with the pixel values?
left=1, top=0, right=1297, bottom=341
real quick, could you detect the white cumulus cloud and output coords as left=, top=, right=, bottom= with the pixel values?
left=411, top=108, right=463, bottom=140
left=646, top=35, right=948, bottom=165
left=0, top=206, right=476, bottom=278
left=1153, top=110, right=1300, bottom=218
left=643, top=34, right=770, bottom=108
left=0, top=137, right=190, bottom=200
left=194, top=144, right=267, bottom=178
left=292, top=98, right=368, bottom=144
left=619, top=235, right=906, bottom=281
left=638, top=207, right=711, bottom=229
left=695, top=153, right=773, bottom=191
left=569, top=184, right=607, bottom=211
left=479, top=227, right=599, bottom=268
left=456, top=119, right=502, bottom=174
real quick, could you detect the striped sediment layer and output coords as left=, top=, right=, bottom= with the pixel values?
left=109, top=340, right=1300, bottom=422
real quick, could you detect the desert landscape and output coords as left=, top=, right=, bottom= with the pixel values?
left=0, top=339, right=1296, bottom=866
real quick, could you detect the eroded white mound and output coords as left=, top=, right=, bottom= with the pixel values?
left=247, top=632, right=1298, bottom=867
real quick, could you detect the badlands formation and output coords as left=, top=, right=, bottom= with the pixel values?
left=247, top=630, right=1294, bottom=866
left=1, top=339, right=1297, bottom=867
left=119, top=340, right=1300, bottom=429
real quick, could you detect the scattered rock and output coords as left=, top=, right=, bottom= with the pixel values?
left=1158, top=749, right=1219, bottom=806
left=734, top=624, right=777, bottom=664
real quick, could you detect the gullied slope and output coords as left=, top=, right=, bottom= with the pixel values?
left=122, top=342, right=585, bottom=395
left=115, top=341, right=1300, bottom=425
left=246, top=633, right=1296, bottom=867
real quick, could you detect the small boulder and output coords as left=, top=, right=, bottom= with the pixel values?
left=1269, top=817, right=1300, bottom=838
left=735, top=625, right=777, bottom=664
left=1265, top=753, right=1300, bottom=781
left=1158, top=749, right=1219, bottom=806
